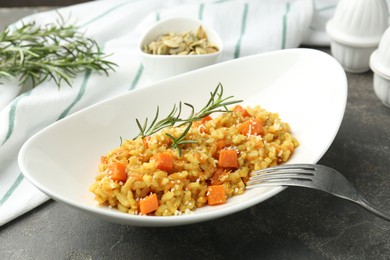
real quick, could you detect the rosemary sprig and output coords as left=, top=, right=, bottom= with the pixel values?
left=135, top=103, right=182, bottom=138
left=165, top=122, right=198, bottom=157
left=134, top=83, right=243, bottom=156
left=0, top=18, right=116, bottom=88
left=180, top=84, right=242, bottom=123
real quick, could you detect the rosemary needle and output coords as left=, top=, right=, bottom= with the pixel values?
left=0, top=18, right=116, bottom=88
left=134, top=83, right=243, bottom=156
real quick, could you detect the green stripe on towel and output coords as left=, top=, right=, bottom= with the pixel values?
left=318, top=5, right=336, bottom=12
left=1, top=91, right=32, bottom=146
left=0, top=173, right=24, bottom=207
left=281, top=3, right=291, bottom=49
left=80, top=0, right=140, bottom=28
left=234, top=3, right=248, bottom=59
left=198, top=3, right=205, bottom=20
left=213, top=0, right=232, bottom=3
left=129, top=64, right=144, bottom=91
left=155, top=11, right=160, bottom=22
left=129, top=9, right=162, bottom=91
left=57, top=69, right=92, bottom=120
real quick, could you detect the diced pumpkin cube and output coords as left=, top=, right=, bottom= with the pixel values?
left=152, top=152, right=174, bottom=173
left=207, top=185, right=227, bottom=205
left=218, top=149, right=238, bottom=168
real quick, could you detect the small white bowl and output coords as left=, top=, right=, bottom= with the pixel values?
left=139, top=17, right=223, bottom=81
left=370, top=27, right=390, bottom=108
left=326, top=0, right=389, bottom=73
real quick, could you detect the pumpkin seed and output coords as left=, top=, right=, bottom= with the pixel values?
left=143, top=26, right=219, bottom=56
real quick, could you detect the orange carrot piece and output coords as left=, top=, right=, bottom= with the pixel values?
left=200, top=115, right=213, bottom=123
left=218, top=149, right=238, bottom=168
left=139, top=193, right=159, bottom=214
left=239, top=119, right=264, bottom=136
left=233, top=105, right=250, bottom=117
left=207, top=185, right=227, bottom=205
left=108, top=162, right=127, bottom=182
left=153, top=152, right=174, bottom=173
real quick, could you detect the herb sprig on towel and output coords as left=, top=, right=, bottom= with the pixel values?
left=0, top=17, right=116, bottom=88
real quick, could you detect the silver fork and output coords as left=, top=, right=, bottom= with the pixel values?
left=246, top=164, right=390, bottom=221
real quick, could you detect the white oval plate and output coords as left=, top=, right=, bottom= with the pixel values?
left=18, top=49, right=347, bottom=227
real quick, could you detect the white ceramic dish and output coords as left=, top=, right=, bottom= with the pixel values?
left=140, top=17, right=223, bottom=81
left=326, top=0, right=389, bottom=73
left=18, top=49, right=347, bottom=227
left=370, top=27, right=390, bottom=108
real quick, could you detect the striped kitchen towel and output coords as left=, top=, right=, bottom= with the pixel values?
left=0, top=0, right=338, bottom=226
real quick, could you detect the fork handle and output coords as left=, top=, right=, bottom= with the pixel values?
left=355, top=196, right=390, bottom=222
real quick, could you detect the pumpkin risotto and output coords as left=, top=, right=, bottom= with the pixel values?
left=89, top=104, right=299, bottom=216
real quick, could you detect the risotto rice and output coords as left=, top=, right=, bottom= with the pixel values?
left=89, top=105, right=299, bottom=216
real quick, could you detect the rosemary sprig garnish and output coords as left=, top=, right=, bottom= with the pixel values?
left=0, top=17, right=116, bottom=88
left=165, top=123, right=198, bottom=157
left=134, top=83, right=243, bottom=156
left=135, top=103, right=182, bottom=138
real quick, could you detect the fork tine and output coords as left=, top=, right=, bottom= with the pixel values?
left=246, top=179, right=313, bottom=189
left=252, top=164, right=316, bottom=173
left=247, top=165, right=316, bottom=188
left=250, top=168, right=315, bottom=177
left=250, top=165, right=315, bottom=176
left=248, top=172, right=313, bottom=183
left=247, top=172, right=313, bottom=186
left=250, top=172, right=313, bottom=179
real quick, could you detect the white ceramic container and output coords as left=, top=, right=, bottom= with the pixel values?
left=326, top=0, right=389, bottom=73
left=370, top=27, right=390, bottom=108
left=139, top=17, right=223, bottom=81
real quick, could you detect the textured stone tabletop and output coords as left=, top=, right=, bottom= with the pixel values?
left=1, top=7, right=390, bottom=260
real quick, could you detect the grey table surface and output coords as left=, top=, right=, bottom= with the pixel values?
left=1, top=7, right=390, bottom=260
